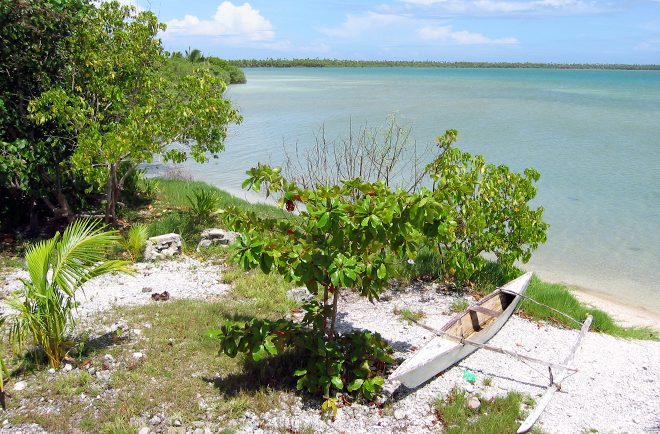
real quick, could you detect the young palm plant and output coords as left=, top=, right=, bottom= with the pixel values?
left=7, top=219, right=131, bottom=368
left=120, top=223, right=149, bottom=262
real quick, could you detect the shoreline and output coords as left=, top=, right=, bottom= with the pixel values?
left=523, top=263, right=660, bottom=331
left=148, top=168, right=660, bottom=332
left=569, top=285, right=660, bottom=331
left=214, top=180, right=660, bottom=332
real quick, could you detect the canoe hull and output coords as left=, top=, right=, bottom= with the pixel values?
left=389, top=272, right=532, bottom=388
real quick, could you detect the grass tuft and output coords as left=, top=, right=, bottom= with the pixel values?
left=394, top=307, right=426, bottom=323
left=434, top=387, right=540, bottom=434
left=450, top=298, right=469, bottom=313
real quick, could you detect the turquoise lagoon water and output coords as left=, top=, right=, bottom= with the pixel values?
left=177, top=68, right=660, bottom=314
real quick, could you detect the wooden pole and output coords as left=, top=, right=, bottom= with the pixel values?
left=517, top=314, right=593, bottom=433
left=411, top=319, right=578, bottom=373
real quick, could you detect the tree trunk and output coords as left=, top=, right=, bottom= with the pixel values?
left=54, top=165, right=73, bottom=223
left=28, top=199, right=39, bottom=235
left=322, top=284, right=329, bottom=337
left=105, top=163, right=119, bottom=224
left=329, top=287, right=339, bottom=338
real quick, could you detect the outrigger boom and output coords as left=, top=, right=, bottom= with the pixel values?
left=410, top=319, right=578, bottom=373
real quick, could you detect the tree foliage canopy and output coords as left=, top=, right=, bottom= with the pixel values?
left=29, top=1, right=242, bottom=222
left=0, top=0, right=91, bottom=228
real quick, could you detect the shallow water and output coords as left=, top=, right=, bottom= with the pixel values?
left=176, top=67, right=660, bottom=315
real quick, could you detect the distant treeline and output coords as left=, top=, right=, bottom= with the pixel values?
left=228, top=58, right=660, bottom=70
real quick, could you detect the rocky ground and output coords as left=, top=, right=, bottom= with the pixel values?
left=1, top=256, right=659, bottom=434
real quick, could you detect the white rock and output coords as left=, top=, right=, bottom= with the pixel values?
left=103, top=354, right=115, bottom=364
left=468, top=396, right=481, bottom=410
left=196, top=229, right=240, bottom=251
left=47, top=368, right=56, bottom=375
left=138, top=428, right=149, bottom=434
left=149, top=415, right=162, bottom=426
left=393, top=409, right=406, bottom=420
left=144, top=233, right=182, bottom=261
left=63, top=363, right=73, bottom=372
left=13, top=381, right=27, bottom=391
left=132, top=352, right=144, bottom=359
left=286, top=287, right=314, bottom=303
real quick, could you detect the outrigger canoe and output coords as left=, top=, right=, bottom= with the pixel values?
left=389, top=272, right=533, bottom=388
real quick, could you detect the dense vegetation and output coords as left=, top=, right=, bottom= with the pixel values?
left=1, top=1, right=655, bottom=430
left=212, top=128, right=548, bottom=404
left=230, top=58, right=660, bottom=70
left=167, top=50, right=246, bottom=85
left=0, top=0, right=243, bottom=231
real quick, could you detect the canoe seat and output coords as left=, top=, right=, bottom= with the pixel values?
left=469, top=305, right=500, bottom=317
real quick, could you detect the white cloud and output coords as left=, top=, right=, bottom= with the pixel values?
left=402, top=0, right=607, bottom=15
left=165, top=2, right=274, bottom=42
left=318, top=12, right=410, bottom=38
left=419, top=25, right=518, bottom=44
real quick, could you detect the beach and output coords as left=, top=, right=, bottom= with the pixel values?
left=1, top=256, right=658, bottom=433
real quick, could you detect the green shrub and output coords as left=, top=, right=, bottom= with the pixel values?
left=186, top=188, right=220, bottom=224
left=7, top=219, right=131, bottom=368
left=120, top=223, right=149, bottom=262
left=217, top=163, right=447, bottom=404
left=425, top=130, right=548, bottom=284
left=213, top=302, right=392, bottom=401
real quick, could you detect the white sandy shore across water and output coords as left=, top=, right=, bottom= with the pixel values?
left=1, top=257, right=658, bottom=433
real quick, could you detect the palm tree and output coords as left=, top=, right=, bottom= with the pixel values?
left=7, top=219, right=132, bottom=368
left=184, top=47, right=203, bottom=63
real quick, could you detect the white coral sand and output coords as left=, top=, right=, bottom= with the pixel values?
left=1, top=258, right=658, bottom=434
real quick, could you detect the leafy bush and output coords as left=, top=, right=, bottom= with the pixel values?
left=425, top=130, right=548, bottom=283
left=214, top=302, right=392, bottom=401
left=7, top=219, right=131, bottom=368
left=217, top=163, right=446, bottom=403
left=120, top=223, right=149, bottom=262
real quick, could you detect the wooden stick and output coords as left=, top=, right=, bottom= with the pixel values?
left=517, top=314, right=593, bottom=434
left=411, top=319, right=578, bottom=373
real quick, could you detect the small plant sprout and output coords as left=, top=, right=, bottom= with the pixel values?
left=450, top=298, right=469, bottom=313
left=120, top=223, right=149, bottom=262
left=395, top=308, right=426, bottom=324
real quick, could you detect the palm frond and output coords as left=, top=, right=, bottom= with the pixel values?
left=51, top=218, right=124, bottom=296
left=24, top=235, right=59, bottom=296
left=7, top=218, right=132, bottom=368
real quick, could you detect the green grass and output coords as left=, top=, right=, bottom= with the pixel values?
left=143, top=178, right=289, bottom=251
left=0, top=255, right=24, bottom=270
left=450, top=298, right=469, bottom=313
left=434, top=388, right=542, bottom=434
left=394, top=307, right=426, bottom=323
left=155, top=178, right=284, bottom=218
left=523, top=277, right=657, bottom=339
left=6, top=265, right=299, bottom=432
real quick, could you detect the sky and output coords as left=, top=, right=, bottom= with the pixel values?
left=119, top=0, right=660, bottom=63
